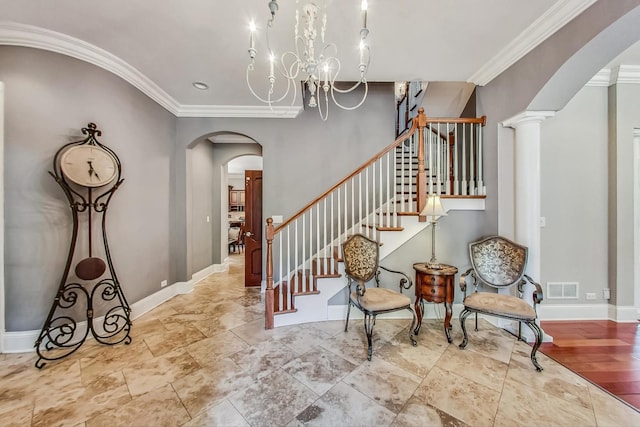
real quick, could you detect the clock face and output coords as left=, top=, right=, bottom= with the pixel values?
left=60, top=145, right=118, bottom=187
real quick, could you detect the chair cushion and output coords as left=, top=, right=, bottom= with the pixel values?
left=463, top=292, right=536, bottom=321
left=351, top=288, right=411, bottom=312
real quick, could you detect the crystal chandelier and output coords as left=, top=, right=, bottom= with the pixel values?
left=246, top=0, right=370, bottom=120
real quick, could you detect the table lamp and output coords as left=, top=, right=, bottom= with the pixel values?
left=421, top=193, right=448, bottom=269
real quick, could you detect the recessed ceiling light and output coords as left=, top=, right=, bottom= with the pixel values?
left=192, top=81, right=209, bottom=90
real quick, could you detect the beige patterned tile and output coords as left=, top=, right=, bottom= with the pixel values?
left=32, top=370, right=131, bottom=427
left=142, top=322, right=206, bottom=357
left=587, top=382, right=640, bottom=426
left=343, top=356, right=421, bottom=413
left=182, top=399, right=250, bottom=427
left=288, top=381, right=396, bottom=427
left=436, top=344, right=508, bottom=392
left=79, top=340, right=154, bottom=383
left=86, top=383, right=189, bottom=427
left=282, top=346, right=357, bottom=395
left=229, top=369, right=318, bottom=426
left=391, top=396, right=470, bottom=427
left=494, top=377, right=596, bottom=427
left=171, top=358, right=253, bottom=417
left=414, top=366, right=500, bottom=426
left=122, top=348, right=200, bottom=396
left=506, top=341, right=591, bottom=409
left=184, top=331, right=249, bottom=366
left=228, top=340, right=298, bottom=379
left=378, top=327, right=449, bottom=378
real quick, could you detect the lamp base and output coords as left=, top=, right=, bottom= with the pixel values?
left=426, top=261, right=446, bottom=270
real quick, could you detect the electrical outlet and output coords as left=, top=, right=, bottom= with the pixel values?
left=161, top=279, right=168, bottom=288
left=586, top=292, right=596, bottom=300
left=603, top=288, right=611, bottom=300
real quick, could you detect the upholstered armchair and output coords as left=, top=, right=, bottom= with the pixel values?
left=458, top=235, right=545, bottom=371
left=342, top=233, right=417, bottom=360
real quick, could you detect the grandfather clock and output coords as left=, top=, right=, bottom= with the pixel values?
left=34, top=123, right=132, bottom=368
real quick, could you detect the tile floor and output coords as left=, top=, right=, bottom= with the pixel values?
left=1, top=255, right=639, bottom=426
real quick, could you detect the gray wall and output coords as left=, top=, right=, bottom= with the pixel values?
left=540, top=86, right=609, bottom=303
left=609, top=82, right=640, bottom=304
left=174, top=84, right=404, bottom=280
left=1, top=46, right=175, bottom=331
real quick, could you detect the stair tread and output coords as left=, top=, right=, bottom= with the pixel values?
left=274, top=309, right=298, bottom=315
left=291, top=290, right=321, bottom=296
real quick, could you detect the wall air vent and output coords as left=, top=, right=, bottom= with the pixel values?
left=547, top=282, right=579, bottom=299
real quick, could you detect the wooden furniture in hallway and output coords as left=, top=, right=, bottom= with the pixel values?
left=413, top=262, right=457, bottom=343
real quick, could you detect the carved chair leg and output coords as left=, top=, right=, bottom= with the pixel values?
left=408, top=308, right=417, bottom=347
left=364, top=313, right=376, bottom=361
left=459, top=309, right=471, bottom=349
left=345, top=302, right=352, bottom=332
left=526, top=320, right=544, bottom=372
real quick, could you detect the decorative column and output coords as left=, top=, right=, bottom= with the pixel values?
left=502, top=111, right=554, bottom=341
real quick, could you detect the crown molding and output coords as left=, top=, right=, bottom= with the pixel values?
left=176, top=104, right=302, bottom=118
left=585, top=65, right=640, bottom=87
left=0, top=22, right=303, bottom=119
left=585, top=69, right=611, bottom=87
left=0, top=22, right=182, bottom=114
left=468, top=0, right=598, bottom=86
left=616, top=65, right=640, bottom=84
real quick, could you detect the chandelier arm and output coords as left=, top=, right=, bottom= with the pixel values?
left=330, top=80, right=369, bottom=111
left=246, top=65, right=294, bottom=105
left=317, top=83, right=329, bottom=121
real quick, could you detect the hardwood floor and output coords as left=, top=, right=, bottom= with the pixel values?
left=540, top=320, right=640, bottom=410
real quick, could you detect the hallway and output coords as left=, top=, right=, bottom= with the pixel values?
left=0, top=255, right=638, bottom=426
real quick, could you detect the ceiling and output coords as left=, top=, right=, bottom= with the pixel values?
left=1, top=0, right=637, bottom=118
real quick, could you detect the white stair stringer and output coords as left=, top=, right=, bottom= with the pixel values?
left=378, top=215, right=430, bottom=260
left=272, top=218, right=431, bottom=328
left=273, top=271, right=346, bottom=328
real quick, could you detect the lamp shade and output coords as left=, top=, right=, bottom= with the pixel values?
left=420, top=194, right=447, bottom=221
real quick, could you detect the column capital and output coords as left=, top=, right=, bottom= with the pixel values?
left=633, top=128, right=640, bottom=138
left=502, top=110, right=555, bottom=128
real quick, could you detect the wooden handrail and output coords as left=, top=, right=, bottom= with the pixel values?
left=273, top=109, right=423, bottom=234
left=426, top=116, right=486, bottom=125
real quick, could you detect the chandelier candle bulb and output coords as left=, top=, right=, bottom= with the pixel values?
left=245, top=0, right=370, bottom=120
left=249, top=21, right=255, bottom=51
left=362, top=0, right=368, bottom=29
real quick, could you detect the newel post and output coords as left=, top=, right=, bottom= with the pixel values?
left=265, top=217, right=275, bottom=329
left=416, top=108, right=428, bottom=220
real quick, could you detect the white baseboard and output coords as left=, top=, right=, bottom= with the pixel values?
left=2, top=274, right=207, bottom=354
left=538, top=303, right=638, bottom=322
left=192, top=262, right=226, bottom=284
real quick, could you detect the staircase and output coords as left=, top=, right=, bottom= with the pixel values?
left=265, top=108, right=486, bottom=329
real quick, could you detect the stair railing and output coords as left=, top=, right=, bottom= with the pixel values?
left=265, top=108, right=486, bottom=329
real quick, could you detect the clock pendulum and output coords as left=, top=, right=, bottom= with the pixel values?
left=34, top=123, right=132, bottom=368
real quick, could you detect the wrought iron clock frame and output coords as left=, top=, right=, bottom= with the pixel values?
left=35, top=123, right=132, bottom=368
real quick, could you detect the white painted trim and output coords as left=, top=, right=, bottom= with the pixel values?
left=634, top=129, right=640, bottom=321
left=469, top=0, right=598, bottom=86
left=0, top=22, right=180, bottom=114
left=175, top=104, right=302, bottom=119
left=0, top=22, right=303, bottom=119
left=538, top=303, right=638, bottom=322
left=191, top=262, right=227, bottom=284
left=0, top=81, right=4, bottom=353
left=3, top=278, right=199, bottom=353
left=617, top=65, right=640, bottom=85
left=502, top=110, right=556, bottom=128
left=586, top=69, right=612, bottom=87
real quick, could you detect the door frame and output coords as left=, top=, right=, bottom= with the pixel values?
left=634, top=128, right=640, bottom=319
left=1, top=82, right=5, bottom=352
